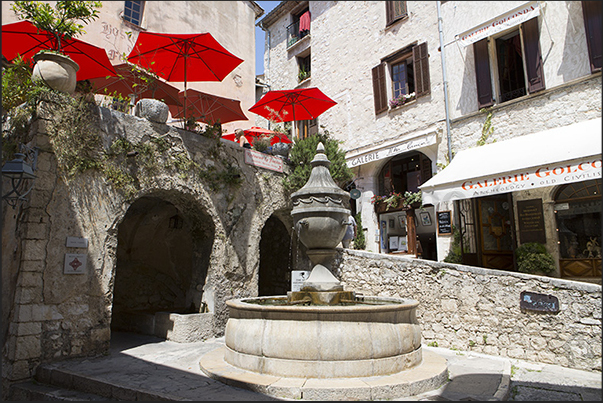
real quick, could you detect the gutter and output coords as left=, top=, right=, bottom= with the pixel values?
left=437, top=1, right=453, bottom=163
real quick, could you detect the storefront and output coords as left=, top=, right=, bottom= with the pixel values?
left=420, top=118, right=601, bottom=279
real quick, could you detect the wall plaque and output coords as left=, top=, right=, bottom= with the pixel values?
left=517, top=199, right=546, bottom=244
left=64, top=253, right=87, bottom=274
left=437, top=211, right=452, bottom=235
left=520, top=291, right=560, bottom=313
left=291, top=270, right=310, bottom=292
left=66, top=236, right=88, bottom=248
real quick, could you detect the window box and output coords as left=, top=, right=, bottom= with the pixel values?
left=389, top=92, right=416, bottom=109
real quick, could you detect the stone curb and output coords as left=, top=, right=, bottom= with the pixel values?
left=199, top=346, right=449, bottom=401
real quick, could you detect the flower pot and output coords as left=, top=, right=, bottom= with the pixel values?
left=272, top=141, right=290, bottom=158
left=32, top=52, right=79, bottom=94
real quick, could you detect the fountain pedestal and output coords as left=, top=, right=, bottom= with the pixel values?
left=199, top=143, right=448, bottom=400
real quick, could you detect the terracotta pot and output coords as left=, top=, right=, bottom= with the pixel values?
left=32, top=52, right=79, bottom=94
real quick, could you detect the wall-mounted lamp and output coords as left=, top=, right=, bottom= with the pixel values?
left=2, top=145, right=38, bottom=209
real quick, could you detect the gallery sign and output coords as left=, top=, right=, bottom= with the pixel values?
left=456, top=2, right=540, bottom=47
left=422, top=157, right=602, bottom=205
left=346, top=132, right=436, bottom=168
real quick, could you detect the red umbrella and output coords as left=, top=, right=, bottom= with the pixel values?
left=2, top=20, right=117, bottom=81
left=248, top=87, right=337, bottom=124
left=87, top=62, right=182, bottom=106
left=244, top=127, right=292, bottom=145
left=126, top=31, right=244, bottom=120
left=168, top=89, right=247, bottom=125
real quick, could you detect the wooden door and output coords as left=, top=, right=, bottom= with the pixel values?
left=477, top=195, right=516, bottom=271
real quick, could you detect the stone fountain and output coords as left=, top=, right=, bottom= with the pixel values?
left=199, top=143, right=448, bottom=400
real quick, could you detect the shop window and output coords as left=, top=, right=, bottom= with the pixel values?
left=123, top=1, right=145, bottom=27
left=473, top=17, right=544, bottom=109
left=372, top=42, right=430, bottom=115
left=555, top=180, right=601, bottom=261
left=386, top=1, right=407, bottom=26
left=582, top=1, right=602, bottom=73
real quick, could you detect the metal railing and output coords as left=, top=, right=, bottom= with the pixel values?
left=286, top=20, right=310, bottom=48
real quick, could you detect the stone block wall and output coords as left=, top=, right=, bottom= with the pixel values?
left=336, top=249, right=602, bottom=373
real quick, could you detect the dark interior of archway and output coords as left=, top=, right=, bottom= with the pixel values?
left=111, top=196, right=213, bottom=334
left=259, top=215, right=291, bottom=296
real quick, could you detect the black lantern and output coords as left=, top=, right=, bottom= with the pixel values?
left=2, top=146, right=38, bottom=208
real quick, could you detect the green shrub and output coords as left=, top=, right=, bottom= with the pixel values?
left=515, top=242, right=556, bottom=275
left=283, top=127, right=353, bottom=193
left=353, top=212, right=365, bottom=250
left=443, top=225, right=463, bottom=264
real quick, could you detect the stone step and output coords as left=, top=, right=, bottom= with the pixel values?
left=28, top=363, right=186, bottom=401
left=9, top=380, right=115, bottom=401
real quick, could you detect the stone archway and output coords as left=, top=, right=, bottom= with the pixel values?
left=258, top=215, right=292, bottom=296
left=111, top=194, right=215, bottom=337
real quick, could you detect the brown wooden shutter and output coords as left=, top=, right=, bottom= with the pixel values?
left=582, top=1, right=602, bottom=72
left=372, top=63, right=388, bottom=114
left=522, top=17, right=545, bottom=93
left=413, top=42, right=430, bottom=97
left=386, top=1, right=394, bottom=25
left=473, top=38, right=493, bottom=109
left=420, top=154, right=432, bottom=184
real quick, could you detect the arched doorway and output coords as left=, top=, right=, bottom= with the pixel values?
left=111, top=195, right=214, bottom=335
left=555, top=179, right=601, bottom=280
left=258, top=215, right=291, bottom=296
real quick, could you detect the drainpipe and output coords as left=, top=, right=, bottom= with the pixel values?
left=437, top=1, right=453, bottom=163
left=257, top=22, right=272, bottom=129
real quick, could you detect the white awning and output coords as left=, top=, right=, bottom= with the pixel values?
left=420, top=118, right=602, bottom=206
left=455, top=1, right=540, bottom=47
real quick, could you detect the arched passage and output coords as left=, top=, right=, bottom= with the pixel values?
left=258, top=215, right=291, bottom=296
left=111, top=195, right=214, bottom=335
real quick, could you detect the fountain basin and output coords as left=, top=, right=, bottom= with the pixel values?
left=224, top=295, right=423, bottom=378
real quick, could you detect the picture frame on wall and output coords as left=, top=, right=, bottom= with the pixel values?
left=420, top=211, right=431, bottom=226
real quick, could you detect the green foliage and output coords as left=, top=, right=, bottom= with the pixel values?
left=402, top=190, right=422, bottom=206
left=443, top=225, right=463, bottom=264
left=283, top=127, right=353, bottom=193
left=12, top=0, right=103, bottom=52
left=477, top=107, right=495, bottom=146
left=515, top=242, right=556, bottom=275
left=353, top=212, right=366, bottom=250
left=2, top=55, right=35, bottom=111
left=253, top=137, right=270, bottom=153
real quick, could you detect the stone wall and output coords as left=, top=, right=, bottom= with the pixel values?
left=335, top=249, right=602, bottom=372
left=2, top=99, right=292, bottom=393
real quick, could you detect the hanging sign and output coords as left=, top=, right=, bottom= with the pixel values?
left=456, top=2, right=540, bottom=47
left=244, top=149, right=283, bottom=173
left=437, top=211, right=452, bottom=235
left=346, top=132, right=436, bottom=168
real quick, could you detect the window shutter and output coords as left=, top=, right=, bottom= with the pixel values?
left=386, top=2, right=394, bottom=25
left=522, top=17, right=545, bottom=93
left=420, top=154, right=432, bottom=184
left=372, top=63, right=388, bottom=115
left=582, top=1, right=602, bottom=72
left=413, top=42, right=430, bottom=97
left=473, top=39, right=493, bottom=109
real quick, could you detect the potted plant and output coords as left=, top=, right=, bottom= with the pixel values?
left=11, top=1, right=102, bottom=94
left=515, top=242, right=556, bottom=275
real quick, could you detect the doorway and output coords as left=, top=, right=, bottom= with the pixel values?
left=259, top=215, right=292, bottom=296
left=477, top=194, right=516, bottom=271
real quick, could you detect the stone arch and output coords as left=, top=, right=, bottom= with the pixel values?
left=110, top=191, right=215, bottom=334
left=258, top=212, right=293, bottom=296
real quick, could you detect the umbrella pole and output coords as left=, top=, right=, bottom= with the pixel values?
left=184, top=59, right=188, bottom=128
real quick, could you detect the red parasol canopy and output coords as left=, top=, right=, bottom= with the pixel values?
left=248, top=87, right=337, bottom=123
left=126, top=31, right=244, bottom=120
left=168, top=89, right=247, bottom=125
left=87, top=62, right=182, bottom=106
left=1, top=20, right=117, bottom=81
left=222, top=127, right=293, bottom=146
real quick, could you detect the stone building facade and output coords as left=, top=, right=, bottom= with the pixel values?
left=257, top=1, right=602, bottom=283
left=1, top=0, right=263, bottom=134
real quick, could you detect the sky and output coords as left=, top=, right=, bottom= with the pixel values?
left=255, top=1, right=281, bottom=75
